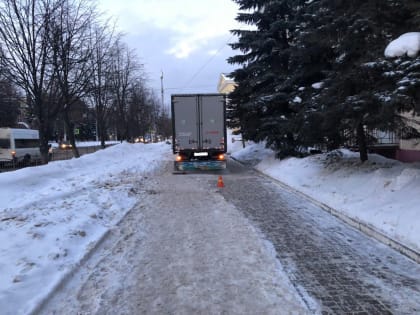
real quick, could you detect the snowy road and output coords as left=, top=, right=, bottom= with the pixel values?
left=36, top=161, right=308, bottom=314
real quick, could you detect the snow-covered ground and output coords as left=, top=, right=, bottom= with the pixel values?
left=229, top=133, right=420, bottom=257
left=1, top=134, right=419, bottom=314
left=0, top=142, right=169, bottom=314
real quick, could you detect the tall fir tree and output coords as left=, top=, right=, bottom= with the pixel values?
left=296, top=0, right=419, bottom=161
left=229, top=0, right=419, bottom=161
left=228, top=0, right=304, bottom=157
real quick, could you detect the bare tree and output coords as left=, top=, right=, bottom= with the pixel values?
left=87, top=23, right=116, bottom=148
left=0, top=79, right=21, bottom=127
left=107, top=39, right=142, bottom=141
left=127, top=78, right=153, bottom=140
left=0, top=0, right=63, bottom=163
left=50, top=0, right=96, bottom=158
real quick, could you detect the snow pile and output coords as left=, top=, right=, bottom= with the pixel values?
left=384, top=32, right=420, bottom=58
left=227, top=129, right=272, bottom=166
left=0, top=142, right=171, bottom=315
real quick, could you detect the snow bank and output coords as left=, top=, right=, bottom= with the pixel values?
left=0, top=142, right=171, bottom=315
left=385, top=32, right=420, bottom=58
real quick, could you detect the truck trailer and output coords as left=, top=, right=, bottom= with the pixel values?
left=171, top=93, right=227, bottom=171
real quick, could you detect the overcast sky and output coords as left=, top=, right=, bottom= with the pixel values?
left=98, top=0, right=241, bottom=109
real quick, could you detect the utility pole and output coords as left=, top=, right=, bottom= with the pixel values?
left=160, top=71, right=165, bottom=115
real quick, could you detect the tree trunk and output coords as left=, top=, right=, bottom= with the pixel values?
left=356, top=122, right=368, bottom=162
left=35, top=98, right=50, bottom=165
left=63, top=110, right=80, bottom=158
left=39, top=124, right=50, bottom=165
left=97, top=110, right=106, bottom=149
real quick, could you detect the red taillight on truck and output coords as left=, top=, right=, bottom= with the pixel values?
left=176, top=155, right=183, bottom=162
left=217, top=154, right=225, bottom=161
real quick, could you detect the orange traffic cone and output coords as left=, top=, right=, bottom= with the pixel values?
left=217, top=176, right=225, bottom=188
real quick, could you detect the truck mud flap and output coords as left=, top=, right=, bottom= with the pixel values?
left=175, top=160, right=226, bottom=171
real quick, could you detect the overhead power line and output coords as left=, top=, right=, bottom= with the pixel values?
left=181, top=34, right=235, bottom=90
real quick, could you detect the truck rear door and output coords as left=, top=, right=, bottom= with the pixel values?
left=200, top=94, right=225, bottom=151
left=172, top=95, right=199, bottom=151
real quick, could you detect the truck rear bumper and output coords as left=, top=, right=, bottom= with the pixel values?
left=174, top=160, right=226, bottom=171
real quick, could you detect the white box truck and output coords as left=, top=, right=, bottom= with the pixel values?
left=0, top=128, right=41, bottom=166
left=171, top=94, right=227, bottom=171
